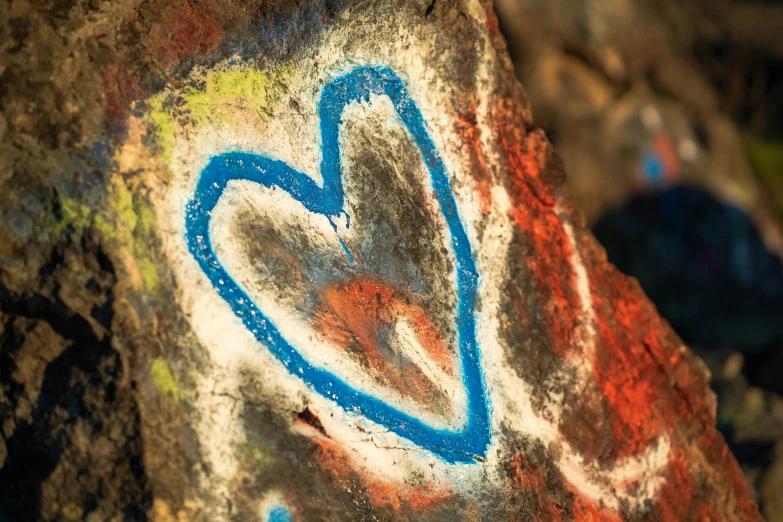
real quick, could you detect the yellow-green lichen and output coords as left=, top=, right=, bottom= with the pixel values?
left=59, top=198, right=93, bottom=231
left=148, top=63, right=296, bottom=153
left=136, top=256, right=161, bottom=293
left=56, top=182, right=161, bottom=294
left=134, top=200, right=158, bottom=236
left=150, top=358, right=182, bottom=402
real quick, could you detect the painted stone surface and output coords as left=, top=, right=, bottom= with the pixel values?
left=0, top=0, right=762, bottom=520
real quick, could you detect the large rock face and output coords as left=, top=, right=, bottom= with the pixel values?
left=0, top=0, right=762, bottom=520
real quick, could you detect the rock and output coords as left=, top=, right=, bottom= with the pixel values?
left=495, top=1, right=783, bottom=516
left=0, top=0, right=761, bottom=520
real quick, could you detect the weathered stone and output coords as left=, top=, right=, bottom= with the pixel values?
left=0, top=0, right=762, bottom=520
left=496, top=2, right=783, bottom=518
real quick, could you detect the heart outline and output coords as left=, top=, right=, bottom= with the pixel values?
left=185, top=65, right=491, bottom=462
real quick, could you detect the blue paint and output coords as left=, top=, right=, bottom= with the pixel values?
left=641, top=150, right=665, bottom=184
left=185, top=65, right=491, bottom=462
left=335, top=234, right=354, bottom=264
left=266, top=505, right=292, bottom=522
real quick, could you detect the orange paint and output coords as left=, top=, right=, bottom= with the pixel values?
left=485, top=5, right=500, bottom=34
left=315, top=438, right=450, bottom=512
left=315, top=275, right=455, bottom=411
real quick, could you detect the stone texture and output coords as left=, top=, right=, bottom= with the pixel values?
left=0, top=0, right=763, bottom=520
left=495, top=2, right=783, bottom=518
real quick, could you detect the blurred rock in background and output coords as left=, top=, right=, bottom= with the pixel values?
left=496, top=0, right=783, bottom=519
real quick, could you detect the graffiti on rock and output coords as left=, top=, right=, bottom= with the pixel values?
left=178, top=62, right=672, bottom=512
left=185, top=65, right=491, bottom=462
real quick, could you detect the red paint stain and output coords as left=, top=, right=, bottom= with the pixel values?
left=149, top=2, right=224, bottom=71
left=491, top=95, right=761, bottom=519
left=366, top=480, right=449, bottom=511
left=506, top=452, right=625, bottom=522
left=507, top=453, right=567, bottom=522
left=314, top=275, right=455, bottom=412
left=455, top=104, right=493, bottom=214
left=498, top=122, right=581, bottom=360
left=568, top=487, right=624, bottom=522
left=485, top=5, right=500, bottom=34
left=102, top=1, right=224, bottom=131
left=102, top=63, right=142, bottom=134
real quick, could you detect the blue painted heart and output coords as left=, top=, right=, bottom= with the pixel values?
left=185, top=65, right=491, bottom=463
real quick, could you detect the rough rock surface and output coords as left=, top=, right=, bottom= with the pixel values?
left=495, top=1, right=783, bottom=517
left=0, top=0, right=762, bottom=520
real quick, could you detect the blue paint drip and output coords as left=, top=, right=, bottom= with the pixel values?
left=185, top=65, right=491, bottom=463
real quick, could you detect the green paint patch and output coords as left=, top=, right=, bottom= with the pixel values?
left=53, top=197, right=113, bottom=240
left=182, top=63, right=296, bottom=125
left=110, top=181, right=138, bottom=233
left=149, top=96, right=176, bottom=162
left=150, top=358, right=182, bottom=402
left=182, top=87, right=213, bottom=127
left=53, top=182, right=162, bottom=294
